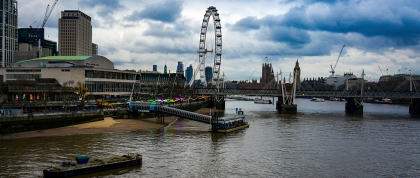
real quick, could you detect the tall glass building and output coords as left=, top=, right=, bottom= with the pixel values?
left=185, top=64, right=193, bottom=83
left=176, top=61, right=183, bottom=73
left=1, top=0, right=18, bottom=67
left=205, top=66, right=212, bottom=83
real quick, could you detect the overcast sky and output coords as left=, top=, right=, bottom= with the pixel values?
left=18, top=0, right=420, bottom=82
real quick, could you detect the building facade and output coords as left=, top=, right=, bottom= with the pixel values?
left=1, top=0, right=18, bottom=68
left=0, top=55, right=186, bottom=100
left=91, top=43, right=98, bottom=56
left=58, top=10, right=92, bottom=56
left=205, top=66, right=212, bottom=83
left=261, top=63, right=274, bottom=85
left=293, top=59, right=301, bottom=90
left=185, top=64, right=193, bottom=84
left=176, top=61, right=183, bottom=73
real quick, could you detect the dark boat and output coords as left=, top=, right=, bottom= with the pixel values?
left=43, top=153, right=142, bottom=178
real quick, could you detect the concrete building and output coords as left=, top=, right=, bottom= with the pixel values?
left=0, top=55, right=186, bottom=100
left=1, top=0, right=18, bottom=67
left=91, top=43, right=98, bottom=56
left=58, top=10, right=92, bottom=56
left=16, top=28, right=58, bottom=61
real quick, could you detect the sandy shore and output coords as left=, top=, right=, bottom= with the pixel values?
left=0, top=108, right=222, bottom=140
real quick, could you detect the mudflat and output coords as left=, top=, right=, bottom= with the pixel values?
left=0, top=108, right=222, bottom=140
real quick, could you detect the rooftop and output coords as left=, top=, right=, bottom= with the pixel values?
left=15, top=56, right=91, bottom=64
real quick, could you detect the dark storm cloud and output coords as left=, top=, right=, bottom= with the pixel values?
left=126, top=1, right=183, bottom=23
left=232, top=1, right=420, bottom=48
left=266, top=26, right=311, bottom=48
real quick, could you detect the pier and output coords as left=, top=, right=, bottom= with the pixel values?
left=129, top=102, right=248, bottom=132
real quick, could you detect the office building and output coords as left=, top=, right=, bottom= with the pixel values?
left=91, top=43, right=98, bottom=56
left=58, top=10, right=92, bottom=56
left=153, top=65, right=157, bottom=72
left=1, top=0, right=18, bottom=67
left=205, top=66, right=212, bottom=83
left=176, top=61, right=183, bottom=73
left=185, top=64, right=193, bottom=84
left=15, top=28, right=58, bottom=62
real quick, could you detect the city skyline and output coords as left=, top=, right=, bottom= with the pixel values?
left=17, top=0, right=420, bottom=81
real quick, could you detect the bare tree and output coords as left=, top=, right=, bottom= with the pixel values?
left=61, top=80, right=75, bottom=113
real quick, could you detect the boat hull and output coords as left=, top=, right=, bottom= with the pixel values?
left=212, top=123, right=250, bottom=133
left=43, top=154, right=142, bottom=178
left=254, top=99, right=272, bottom=104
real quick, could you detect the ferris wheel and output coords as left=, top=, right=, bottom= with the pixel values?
left=190, top=6, right=222, bottom=86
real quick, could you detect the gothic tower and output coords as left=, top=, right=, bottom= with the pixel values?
left=261, top=63, right=274, bottom=86
left=293, top=59, right=301, bottom=90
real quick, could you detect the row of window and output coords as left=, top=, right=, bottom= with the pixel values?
left=6, top=74, right=41, bottom=79
left=85, top=81, right=134, bottom=93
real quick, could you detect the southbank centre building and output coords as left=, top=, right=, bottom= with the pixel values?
left=0, top=56, right=186, bottom=102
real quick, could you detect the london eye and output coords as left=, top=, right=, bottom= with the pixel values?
left=190, top=6, right=222, bottom=87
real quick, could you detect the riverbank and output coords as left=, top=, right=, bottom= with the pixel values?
left=0, top=108, right=223, bottom=140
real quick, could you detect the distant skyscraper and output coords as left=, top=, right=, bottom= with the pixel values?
left=153, top=65, right=157, bottom=72
left=176, top=61, right=184, bottom=73
left=164, top=63, right=167, bottom=74
left=1, top=0, right=18, bottom=67
left=58, top=10, right=92, bottom=56
left=205, top=66, right=213, bottom=83
left=185, top=64, right=193, bottom=83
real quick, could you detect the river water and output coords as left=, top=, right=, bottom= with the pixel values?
left=1, top=98, right=420, bottom=177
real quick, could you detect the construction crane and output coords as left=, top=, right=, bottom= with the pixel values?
left=378, top=66, right=384, bottom=76
left=29, top=0, right=58, bottom=28
left=330, top=45, right=345, bottom=77
left=42, top=0, right=58, bottom=28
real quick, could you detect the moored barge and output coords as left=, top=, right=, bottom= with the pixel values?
left=43, top=153, right=142, bottom=178
left=210, top=109, right=249, bottom=133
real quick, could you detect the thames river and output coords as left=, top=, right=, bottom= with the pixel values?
left=1, top=98, right=419, bottom=177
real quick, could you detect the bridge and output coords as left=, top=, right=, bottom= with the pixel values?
left=195, top=89, right=420, bottom=98
left=194, top=88, right=420, bottom=115
left=128, top=102, right=247, bottom=131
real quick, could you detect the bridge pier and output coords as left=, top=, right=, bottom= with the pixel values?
left=276, top=96, right=297, bottom=114
left=207, top=96, right=225, bottom=110
left=156, top=112, right=164, bottom=124
left=220, top=98, right=225, bottom=110
left=210, top=112, right=220, bottom=132
left=345, top=97, right=363, bottom=114
left=409, top=98, right=420, bottom=115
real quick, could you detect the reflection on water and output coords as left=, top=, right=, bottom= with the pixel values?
left=1, top=98, right=419, bottom=177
